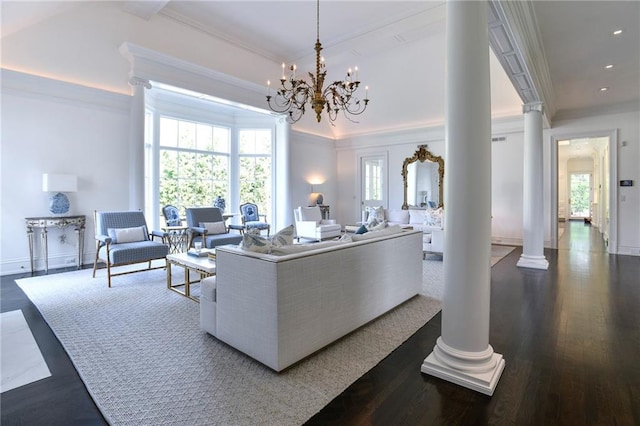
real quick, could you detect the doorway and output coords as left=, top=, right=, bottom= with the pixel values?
left=553, top=132, right=615, bottom=253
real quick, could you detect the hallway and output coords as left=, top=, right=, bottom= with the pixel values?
left=557, top=219, right=608, bottom=253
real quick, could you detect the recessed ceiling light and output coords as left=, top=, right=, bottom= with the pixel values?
left=600, top=87, right=609, bottom=92
left=612, top=29, right=623, bottom=35
left=605, top=64, right=613, bottom=69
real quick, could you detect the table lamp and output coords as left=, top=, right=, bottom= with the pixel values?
left=42, top=173, right=77, bottom=215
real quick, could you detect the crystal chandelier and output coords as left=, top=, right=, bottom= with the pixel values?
left=266, top=0, right=369, bottom=124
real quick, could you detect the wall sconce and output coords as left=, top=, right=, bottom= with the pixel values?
left=42, top=173, right=77, bottom=215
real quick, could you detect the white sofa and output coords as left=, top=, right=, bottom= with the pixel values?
left=363, top=207, right=444, bottom=255
left=200, top=228, right=423, bottom=371
left=293, top=205, right=342, bottom=241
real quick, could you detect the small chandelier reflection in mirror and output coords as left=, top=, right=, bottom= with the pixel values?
left=266, top=0, right=369, bottom=124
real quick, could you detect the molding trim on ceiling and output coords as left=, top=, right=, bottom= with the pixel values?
left=0, top=68, right=130, bottom=113
left=487, top=1, right=555, bottom=126
left=122, top=1, right=169, bottom=21
left=553, top=100, right=640, bottom=123
left=118, top=42, right=271, bottom=114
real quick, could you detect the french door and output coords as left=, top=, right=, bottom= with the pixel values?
left=359, top=153, right=387, bottom=213
left=569, top=172, right=591, bottom=219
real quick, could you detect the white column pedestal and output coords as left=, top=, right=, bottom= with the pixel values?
left=517, top=254, right=549, bottom=269
left=421, top=337, right=505, bottom=396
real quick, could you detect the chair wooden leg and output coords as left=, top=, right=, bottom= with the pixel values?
left=106, top=260, right=112, bottom=288
left=92, top=241, right=101, bottom=278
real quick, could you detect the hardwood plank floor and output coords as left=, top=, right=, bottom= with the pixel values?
left=2, top=221, right=639, bottom=425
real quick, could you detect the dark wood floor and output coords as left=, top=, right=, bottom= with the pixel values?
left=2, top=221, right=639, bottom=425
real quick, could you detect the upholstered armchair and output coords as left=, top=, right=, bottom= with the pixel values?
left=185, top=207, right=243, bottom=249
left=239, top=202, right=270, bottom=236
left=293, top=206, right=342, bottom=241
left=162, top=205, right=183, bottom=227
left=92, top=210, right=169, bottom=287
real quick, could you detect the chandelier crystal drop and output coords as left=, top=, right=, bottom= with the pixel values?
left=266, top=0, right=369, bottom=124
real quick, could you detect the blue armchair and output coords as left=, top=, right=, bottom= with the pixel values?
left=239, top=203, right=270, bottom=236
left=185, top=207, right=243, bottom=249
left=92, top=210, right=169, bottom=287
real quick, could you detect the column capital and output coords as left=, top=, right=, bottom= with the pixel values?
left=522, top=102, right=544, bottom=114
left=129, top=77, right=152, bottom=90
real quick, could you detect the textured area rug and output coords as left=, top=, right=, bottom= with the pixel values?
left=16, top=268, right=441, bottom=425
left=421, top=245, right=515, bottom=301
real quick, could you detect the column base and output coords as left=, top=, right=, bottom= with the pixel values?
left=421, top=351, right=505, bottom=396
left=516, top=254, right=549, bottom=270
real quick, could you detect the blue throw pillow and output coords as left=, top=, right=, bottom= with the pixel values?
left=355, top=224, right=368, bottom=235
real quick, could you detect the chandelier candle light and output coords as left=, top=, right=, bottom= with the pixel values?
left=266, top=0, right=369, bottom=124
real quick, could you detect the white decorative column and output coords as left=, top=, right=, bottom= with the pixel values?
left=128, top=76, right=151, bottom=211
left=421, top=0, right=505, bottom=396
left=517, top=102, right=549, bottom=269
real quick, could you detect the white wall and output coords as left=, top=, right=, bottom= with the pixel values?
left=289, top=131, right=337, bottom=218
left=1, top=71, right=130, bottom=274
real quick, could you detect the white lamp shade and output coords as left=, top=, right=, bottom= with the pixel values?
left=42, top=174, right=77, bottom=192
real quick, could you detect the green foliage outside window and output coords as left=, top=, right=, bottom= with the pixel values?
left=157, top=117, right=272, bottom=221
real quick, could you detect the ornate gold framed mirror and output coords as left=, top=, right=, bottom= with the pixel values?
left=401, top=145, right=444, bottom=210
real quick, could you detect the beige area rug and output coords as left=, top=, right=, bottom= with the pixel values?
left=421, top=245, right=516, bottom=301
left=16, top=267, right=441, bottom=425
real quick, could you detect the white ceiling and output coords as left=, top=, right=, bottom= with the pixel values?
left=2, top=1, right=638, bottom=138
left=154, top=0, right=639, bottom=136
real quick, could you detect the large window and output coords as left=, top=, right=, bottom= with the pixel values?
left=158, top=117, right=231, bottom=214
left=144, top=84, right=281, bottom=231
left=239, top=129, right=272, bottom=221
left=150, top=114, right=273, bottom=229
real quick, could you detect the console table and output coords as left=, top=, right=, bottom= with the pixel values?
left=26, top=215, right=86, bottom=274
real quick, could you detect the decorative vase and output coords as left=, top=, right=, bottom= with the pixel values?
left=213, top=196, right=226, bottom=213
left=49, top=192, right=70, bottom=215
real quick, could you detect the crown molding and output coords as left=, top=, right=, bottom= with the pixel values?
left=119, top=42, right=273, bottom=116
left=552, top=100, right=640, bottom=123
left=0, top=68, right=130, bottom=113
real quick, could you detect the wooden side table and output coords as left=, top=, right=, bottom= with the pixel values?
left=26, top=215, right=86, bottom=274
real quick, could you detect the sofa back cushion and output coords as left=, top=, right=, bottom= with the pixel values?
left=386, top=209, right=410, bottom=224
left=409, top=209, right=427, bottom=224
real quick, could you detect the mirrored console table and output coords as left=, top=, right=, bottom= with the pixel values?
left=26, top=215, right=86, bottom=274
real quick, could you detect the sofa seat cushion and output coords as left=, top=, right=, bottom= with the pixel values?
left=102, top=241, right=169, bottom=265
left=317, top=223, right=341, bottom=232
left=201, top=233, right=242, bottom=249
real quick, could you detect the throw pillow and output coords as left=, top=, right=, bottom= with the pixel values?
left=240, top=233, right=273, bottom=253
left=366, top=206, right=384, bottom=226
left=355, top=224, right=368, bottom=235
left=352, top=225, right=403, bottom=241
left=367, top=220, right=388, bottom=232
left=107, top=226, right=148, bottom=244
left=200, top=221, right=227, bottom=235
left=270, top=224, right=294, bottom=247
